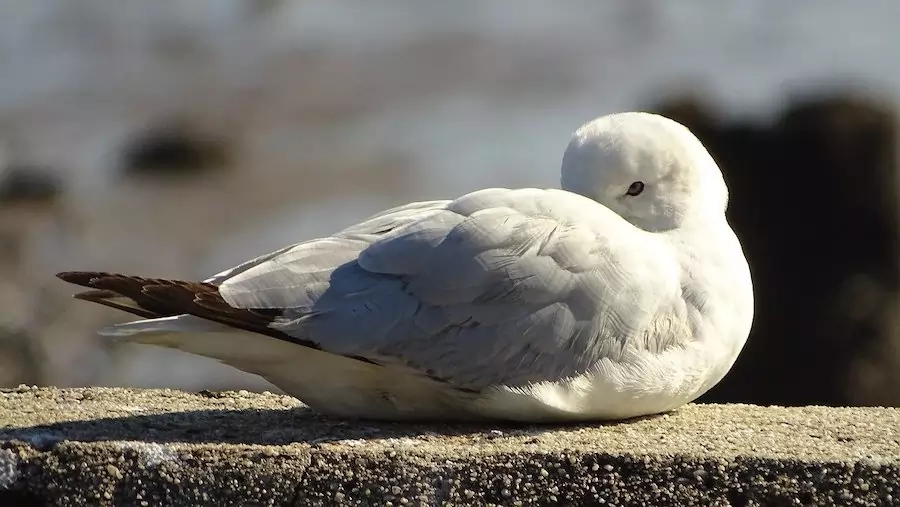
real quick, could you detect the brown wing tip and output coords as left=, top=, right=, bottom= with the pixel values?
left=72, top=288, right=119, bottom=301
left=71, top=288, right=161, bottom=319
left=142, top=283, right=205, bottom=306
left=56, top=271, right=113, bottom=288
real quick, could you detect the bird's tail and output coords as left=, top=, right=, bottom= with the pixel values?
left=55, top=271, right=307, bottom=344
left=56, top=270, right=381, bottom=385
left=56, top=271, right=328, bottom=377
left=56, top=271, right=203, bottom=319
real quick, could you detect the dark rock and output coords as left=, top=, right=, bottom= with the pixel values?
left=0, top=165, right=62, bottom=206
left=118, top=123, right=232, bottom=180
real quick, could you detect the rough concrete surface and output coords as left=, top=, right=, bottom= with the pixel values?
left=0, top=388, right=897, bottom=506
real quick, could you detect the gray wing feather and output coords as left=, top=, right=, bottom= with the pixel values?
left=218, top=188, right=682, bottom=389
left=206, top=200, right=451, bottom=287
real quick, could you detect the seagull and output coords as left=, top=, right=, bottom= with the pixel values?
left=57, top=112, right=754, bottom=422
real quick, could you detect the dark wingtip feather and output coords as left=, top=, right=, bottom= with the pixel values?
left=58, top=271, right=381, bottom=367
left=56, top=271, right=112, bottom=288
left=72, top=288, right=119, bottom=300
left=72, top=288, right=161, bottom=319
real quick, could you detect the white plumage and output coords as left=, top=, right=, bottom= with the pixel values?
left=59, top=112, right=754, bottom=422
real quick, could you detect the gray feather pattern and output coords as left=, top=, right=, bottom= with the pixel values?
left=218, top=188, right=688, bottom=390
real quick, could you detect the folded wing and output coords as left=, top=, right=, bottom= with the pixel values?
left=218, top=188, right=683, bottom=390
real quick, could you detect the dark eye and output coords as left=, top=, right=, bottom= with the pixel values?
left=626, top=181, right=645, bottom=196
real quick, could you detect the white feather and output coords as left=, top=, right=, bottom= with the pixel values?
left=78, top=112, right=754, bottom=422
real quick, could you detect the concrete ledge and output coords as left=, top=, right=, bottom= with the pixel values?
left=0, top=388, right=897, bottom=506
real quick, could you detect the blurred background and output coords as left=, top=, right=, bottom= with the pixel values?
left=1, top=0, right=899, bottom=407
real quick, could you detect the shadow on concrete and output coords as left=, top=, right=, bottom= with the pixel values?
left=0, top=407, right=656, bottom=447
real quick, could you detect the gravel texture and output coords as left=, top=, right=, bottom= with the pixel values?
left=0, top=387, right=897, bottom=506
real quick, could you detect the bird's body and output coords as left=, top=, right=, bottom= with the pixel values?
left=58, top=112, right=754, bottom=422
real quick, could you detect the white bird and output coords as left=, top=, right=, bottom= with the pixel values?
left=57, top=112, right=754, bottom=422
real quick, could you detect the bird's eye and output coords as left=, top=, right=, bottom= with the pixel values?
left=626, top=181, right=645, bottom=196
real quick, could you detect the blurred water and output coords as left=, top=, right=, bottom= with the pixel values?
left=3, top=1, right=900, bottom=195
left=1, top=0, right=900, bottom=390
left=198, top=0, right=900, bottom=268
